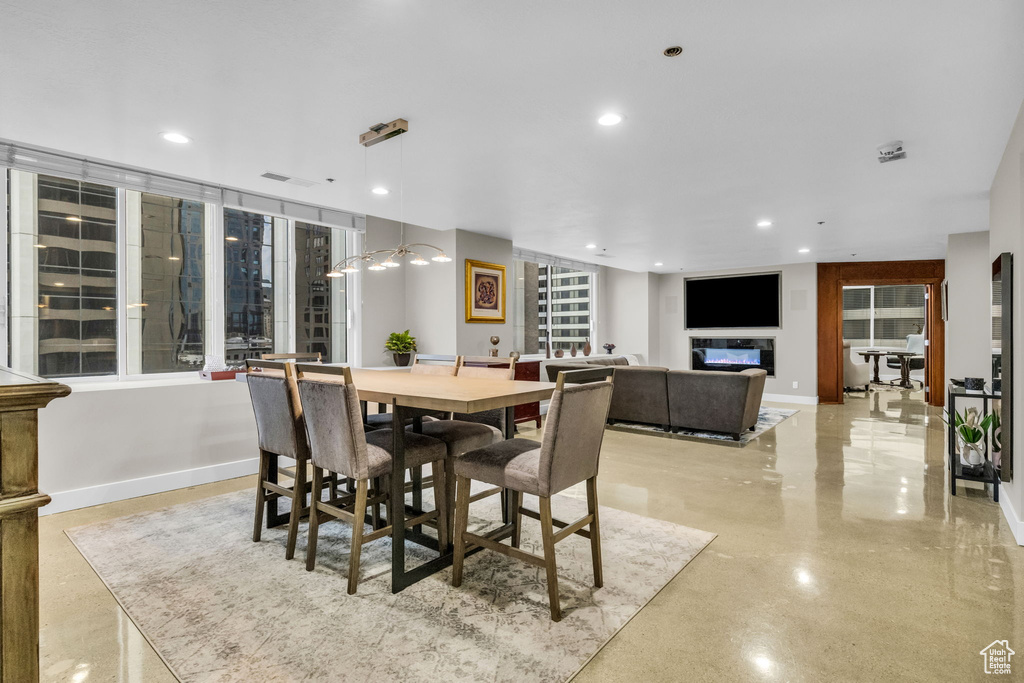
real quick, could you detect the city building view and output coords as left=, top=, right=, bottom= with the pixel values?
left=514, top=259, right=593, bottom=354
left=224, top=208, right=274, bottom=364
left=294, top=221, right=334, bottom=361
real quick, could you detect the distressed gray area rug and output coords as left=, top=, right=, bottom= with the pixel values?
left=67, top=487, right=714, bottom=682
left=608, top=406, right=797, bottom=447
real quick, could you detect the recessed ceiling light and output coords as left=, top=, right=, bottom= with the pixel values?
left=757, top=220, right=772, bottom=228
left=798, top=248, right=810, bottom=253
left=371, top=187, right=389, bottom=195
left=598, top=113, right=623, bottom=126
left=663, top=46, right=684, bottom=57
left=160, top=132, right=192, bottom=144
left=585, top=243, right=597, bottom=249
left=654, top=262, right=664, bottom=267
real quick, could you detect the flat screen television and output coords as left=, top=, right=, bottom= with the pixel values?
left=685, top=272, right=781, bottom=329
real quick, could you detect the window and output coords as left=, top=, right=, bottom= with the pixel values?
left=128, top=192, right=207, bottom=372
left=513, top=259, right=595, bottom=353
left=295, top=221, right=347, bottom=362
left=842, top=284, right=925, bottom=348
left=10, top=173, right=119, bottom=377
left=224, top=208, right=275, bottom=364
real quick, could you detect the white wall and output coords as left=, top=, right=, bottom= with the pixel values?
left=39, top=379, right=257, bottom=514
left=598, top=266, right=655, bottom=363
left=404, top=223, right=457, bottom=355
left=653, top=263, right=818, bottom=402
left=358, top=216, right=408, bottom=367
left=944, top=231, right=992, bottom=385
left=989, top=99, right=1024, bottom=544
left=454, top=229, right=514, bottom=357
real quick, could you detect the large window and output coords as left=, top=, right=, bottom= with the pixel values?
left=224, top=208, right=275, bottom=364
left=295, top=221, right=347, bottom=362
left=4, top=150, right=361, bottom=380
left=25, top=174, right=118, bottom=377
left=129, top=192, right=206, bottom=372
left=514, top=259, right=595, bottom=353
left=842, top=284, right=926, bottom=348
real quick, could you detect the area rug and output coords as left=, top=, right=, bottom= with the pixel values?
left=66, top=486, right=715, bottom=682
left=607, top=406, right=797, bottom=447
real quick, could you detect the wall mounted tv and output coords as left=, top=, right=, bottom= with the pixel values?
left=684, top=272, right=782, bottom=329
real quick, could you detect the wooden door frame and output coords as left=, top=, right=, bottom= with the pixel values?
left=817, top=260, right=945, bottom=407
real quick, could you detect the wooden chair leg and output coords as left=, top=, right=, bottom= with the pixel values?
left=445, top=458, right=458, bottom=544
left=431, top=460, right=449, bottom=549
left=285, top=456, right=307, bottom=560
left=252, top=450, right=269, bottom=542
left=347, top=479, right=369, bottom=595
left=451, top=475, right=472, bottom=587
left=305, top=466, right=324, bottom=572
left=370, top=477, right=381, bottom=529
left=586, top=477, right=603, bottom=588
left=381, top=474, right=392, bottom=527
left=538, top=496, right=562, bottom=622
left=511, top=489, right=523, bottom=549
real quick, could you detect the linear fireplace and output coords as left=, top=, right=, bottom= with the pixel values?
left=691, top=337, right=775, bottom=377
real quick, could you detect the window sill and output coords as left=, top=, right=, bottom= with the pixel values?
left=62, top=374, right=241, bottom=393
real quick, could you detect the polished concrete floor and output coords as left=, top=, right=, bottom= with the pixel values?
left=39, top=389, right=1021, bottom=682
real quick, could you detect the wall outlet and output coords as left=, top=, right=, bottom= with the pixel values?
left=792, top=381, right=799, bottom=389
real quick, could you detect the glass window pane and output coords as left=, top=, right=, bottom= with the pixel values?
left=138, top=193, right=206, bottom=372
left=514, top=260, right=594, bottom=353
left=294, top=222, right=346, bottom=362
left=224, top=208, right=274, bottom=364
left=36, top=174, right=117, bottom=377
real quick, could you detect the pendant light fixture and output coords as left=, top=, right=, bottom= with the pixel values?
left=328, top=119, right=450, bottom=276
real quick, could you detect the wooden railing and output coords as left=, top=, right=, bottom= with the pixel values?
left=0, top=368, right=70, bottom=681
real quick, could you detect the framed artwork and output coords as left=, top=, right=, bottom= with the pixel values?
left=465, top=259, right=506, bottom=323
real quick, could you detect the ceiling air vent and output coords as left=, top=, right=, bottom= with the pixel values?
left=260, top=172, right=318, bottom=187
left=877, top=140, right=906, bottom=164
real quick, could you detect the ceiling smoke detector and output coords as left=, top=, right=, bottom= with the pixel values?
left=663, top=46, right=683, bottom=57
left=877, top=140, right=906, bottom=164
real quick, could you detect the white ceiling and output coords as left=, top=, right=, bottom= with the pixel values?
left=2, top=1, right=1023, bottom=272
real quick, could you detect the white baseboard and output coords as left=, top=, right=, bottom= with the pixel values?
left=762, top=393, right=818, bottom=405
left=41, top=457, right=259, bottom=516
left=999, top=490, right=1024, bottom=546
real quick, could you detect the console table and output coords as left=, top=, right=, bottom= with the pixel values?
left=947, top=383, right=1001, bottom=501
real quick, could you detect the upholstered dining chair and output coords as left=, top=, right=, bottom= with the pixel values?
left=246, top=359, right=339, bottom=560
left=413, top=356, right=517, bottom=532
left=262, top=352, right=322, bottom=362
left=364, top=354, right=462, bottom=428
left=451, top=371, right=614, bottom=621
left=295, top=364, right=450, bottom=594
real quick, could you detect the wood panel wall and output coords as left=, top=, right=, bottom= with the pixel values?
left=817, top=260, right=945, bottom=407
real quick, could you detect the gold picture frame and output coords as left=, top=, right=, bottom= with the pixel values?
left=465, top=259, right=506, bottom=323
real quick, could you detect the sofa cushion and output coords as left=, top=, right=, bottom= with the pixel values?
left=607, top=367, right=670, bottom=426
left=666, top=369, right=766, bottom=435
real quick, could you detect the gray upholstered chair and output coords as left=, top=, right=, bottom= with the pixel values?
left=414, top=356, right=516, bottom=533
left=451, top=372, right=614, bottom=621
left=246, top=359, right=340, bottom=560
left=295, top=364, right=449, bottom=594
left=364, top=354, right=460, bottom=427
left=666, top=368, right=767, bottom=440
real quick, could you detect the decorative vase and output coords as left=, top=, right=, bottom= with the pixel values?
left=958, top=434, right=985, bottom=468
left=583, top=338, right=592, bottom=356
left=570, top=344, right=577, bottom=357
left=393, top=353, right=411, bottom=367
left=554, top=349, right=564, bottom=358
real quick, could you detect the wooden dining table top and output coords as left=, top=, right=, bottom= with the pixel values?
left=347, top=368, right=559, bottom=413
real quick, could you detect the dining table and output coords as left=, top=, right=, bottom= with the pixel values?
left=346, top=368, right=559, bottom=593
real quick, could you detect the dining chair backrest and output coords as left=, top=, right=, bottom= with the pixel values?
left=906, top=334, right=924, bottom=355
left=537, top=374, right=614, bottom=497
left=262, top=352, right=322, bottom=363
left=458, top=356, right=516, bottom=380
left=411, top=354, right=462, bottom=376
left=245, top=359, right=308, bottom=460
left=294, top=364, right=372, bottom=480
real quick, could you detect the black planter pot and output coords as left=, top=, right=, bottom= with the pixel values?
left=393, top=353, right=412, bottom=367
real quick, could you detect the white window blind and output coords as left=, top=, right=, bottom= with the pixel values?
left=512, top=247, right=599, bottom=273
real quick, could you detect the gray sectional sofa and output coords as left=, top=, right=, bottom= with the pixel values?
left=545, top=358, right=767, bottom=440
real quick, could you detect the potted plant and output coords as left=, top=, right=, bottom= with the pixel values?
left=385, top=330, right=417, bottom=367
left=944, top=406, right=998, bottom=469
